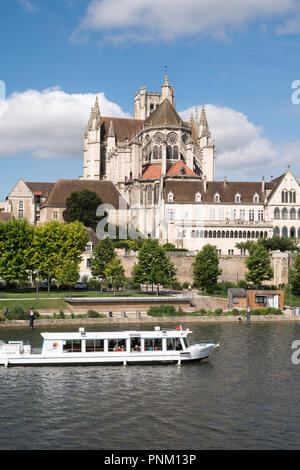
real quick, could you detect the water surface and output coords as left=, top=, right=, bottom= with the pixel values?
left=0, top=322, right=299, bottom=450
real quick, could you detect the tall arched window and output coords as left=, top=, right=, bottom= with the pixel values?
left=18, top=201, right=24, bottom=219
left=298, top=228, right=300, bottom=239
left=290, top=227, right=296, bottom=238
left=290, top=190, right=296, bottom=203
left=282, top=208, right=288, bottom=220
left=147, top=185, right=152, bottom=205
left=154, top=184, right=159, bottom=205
left=282, top=226, right=288, bottom=238
left=166, top=133, right=179, bottom=159
left=282, top=190, right=288, bottom=203
left=290, top=208, right=296, bottom=219
left=274, top=227, right=280, bottom=237
left=274, top=207, right=280, bottom=219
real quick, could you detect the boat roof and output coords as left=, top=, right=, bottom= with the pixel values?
left=41, top=328, right=191, bottom=341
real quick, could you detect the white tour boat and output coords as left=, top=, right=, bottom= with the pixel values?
left=0, top=326, right=219, bottom=367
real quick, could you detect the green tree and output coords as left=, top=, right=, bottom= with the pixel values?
left=193, top=244, right=222, bottom=291
left=30, top=221, right=88, bottom=291
left=104, top=257, right=126, bottom=294
left=90, top=237, right=116, bottom=281
left=133, top=239, right=176, bottom=292
left=290, top=251, right=300, bottom=295
left=63, top=189, right=104, bottom=231
left=245, top=243, right=273, bottom=288
left=56, top=261, right=80, bottom=293
left=0, top=218, right=34, bottom=284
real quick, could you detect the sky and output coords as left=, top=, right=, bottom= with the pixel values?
left=1, top=0, right=300, bottom=200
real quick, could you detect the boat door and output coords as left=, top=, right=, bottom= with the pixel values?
left=130, top=335, right=141, bottom=352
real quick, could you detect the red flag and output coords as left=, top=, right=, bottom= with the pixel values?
left=176, top=325, right=182, bottom=331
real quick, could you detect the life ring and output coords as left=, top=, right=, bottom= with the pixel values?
left=19, top=345, right=24, bottom=355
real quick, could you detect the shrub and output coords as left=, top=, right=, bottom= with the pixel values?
left=147, top=304, right=178, bottom=317
left=6, top=305, right=40, bottom=320
left=88, top=278, right=101, bottom=289
left=231, top=308, right=240, bottom=316
left=87, top=310, right=100, bottom=318
left=214, top=308, right=223, bottom=315
left=199, top=308, right=207, bottom=315
left=58, top=311, right=65, bottom=319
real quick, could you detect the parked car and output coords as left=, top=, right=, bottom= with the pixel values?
left=39, top=281, right=57, bottom=291
left=74, top=282, right=87, bottom=290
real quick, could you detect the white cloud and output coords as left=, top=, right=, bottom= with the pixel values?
left=19, top=0, right=37, bottom=13
left=1, top=86, right=299, bottom=182
left=180, top=104, right=300, bottom=180
left=0, top=87, right=130, bottom=159
left=74, top=0, right=299, bottom=43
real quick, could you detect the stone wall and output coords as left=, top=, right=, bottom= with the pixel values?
left=118, top=249, right=290, bottom=286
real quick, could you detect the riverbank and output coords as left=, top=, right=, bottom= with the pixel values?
left=0, top=313, right=299, bottom=328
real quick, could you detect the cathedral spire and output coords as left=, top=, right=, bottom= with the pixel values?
left=94, top=96, right=100, bottom=116
left=199, top=105, right=211, bottom=138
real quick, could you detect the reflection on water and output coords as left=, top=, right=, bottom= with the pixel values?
left=0, top=322, right=300, bottom=450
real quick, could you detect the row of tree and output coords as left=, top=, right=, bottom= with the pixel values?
left=0, top=218, right=88, bottom=289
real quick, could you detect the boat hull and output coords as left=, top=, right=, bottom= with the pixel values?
left=0, top=344, right=218, bottom=367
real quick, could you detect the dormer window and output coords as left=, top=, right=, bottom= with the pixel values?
left=168, top=192, right=174, bottom=203
left=235, top=193, right=241, bottom=203
left=195, top=192, right=201, bottom=202
left=214, top=193, right=220, bottom=203
left=253, top=193, right=259, bottom=203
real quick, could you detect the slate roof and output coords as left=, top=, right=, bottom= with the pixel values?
left=144, top=98, right=185, bottom=128
left=99, top=117, right=144, bottom=142
left=164, top=180, right=266, bottom=204
left=41, top=179, right=129, bottom=209
left=25, top=182, right=55, bottom=198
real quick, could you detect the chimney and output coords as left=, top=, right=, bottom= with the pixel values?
left=262, top=176, right=265, bottom=193
left=203, top=176, right=207, bottom=192
left=224, top=176, right=227, bottom=188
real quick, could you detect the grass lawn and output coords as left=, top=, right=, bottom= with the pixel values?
left=0, top=290, right=167, bottom=300
left=0, top=290, right=171, bottom=312
left=0, top=299, right=70, bottom=312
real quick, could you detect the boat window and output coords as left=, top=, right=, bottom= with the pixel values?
left=130, top=337, right=141, bottom=352
left=183, top=338, right=189, bottom=349
left=168, top=338, right=183, bottom=351
left=108, top=339, right=127, bottom=352
left=167, top=338, right=185, bottom=350
left=86, top=339, right=104, bottom=352
left=144, top=338, right=162, bottom=351
left=63, top=340, right=82, bottom=353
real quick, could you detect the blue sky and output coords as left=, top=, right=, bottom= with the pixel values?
left=1, top=0, right=300, bottom=200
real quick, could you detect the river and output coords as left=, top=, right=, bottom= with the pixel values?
left=0, top=322, right=299, bottom=450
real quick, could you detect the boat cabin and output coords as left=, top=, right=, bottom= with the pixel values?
left=41, top=327, right=191, bottom=355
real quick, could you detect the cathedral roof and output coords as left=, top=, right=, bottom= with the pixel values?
left=100, top=117, right=144, bottom=142
left=144, top=98, right=184, bottom=128
left=41, top=179, right=129, bottom=209
left=142, top=161, right=197, bottom=180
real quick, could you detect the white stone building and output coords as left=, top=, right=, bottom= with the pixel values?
left=82, top=75, right=300, bottom=254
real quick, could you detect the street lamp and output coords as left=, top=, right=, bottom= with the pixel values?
left=99, top=276, right=103, bottom=293
left=168, top=270, right=172, bottom=295
left=35, top=269, right=39, bottom=301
